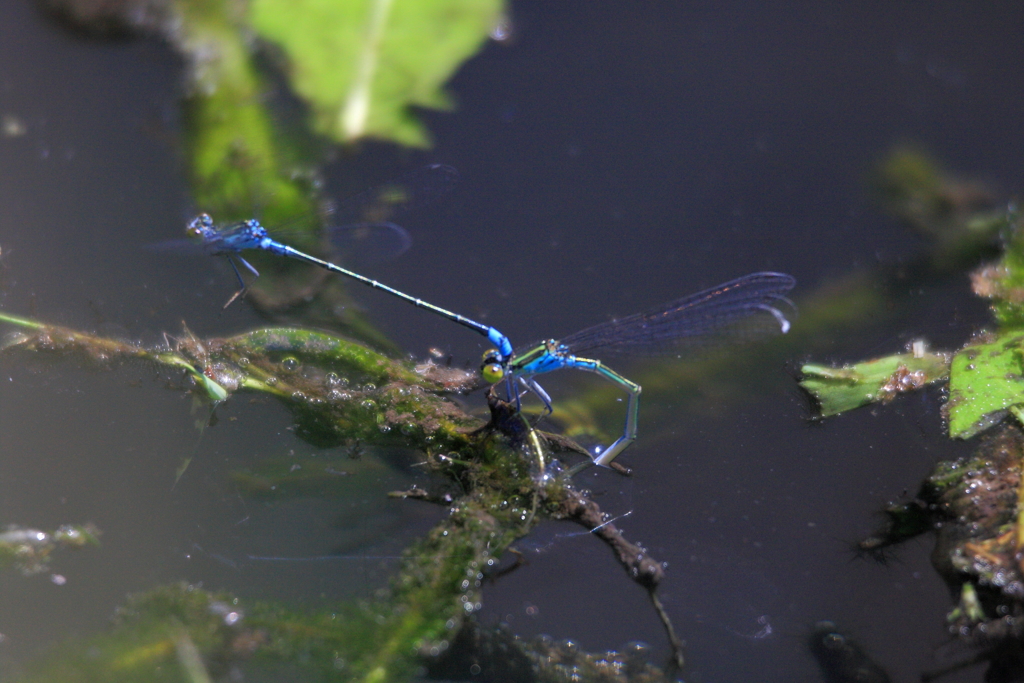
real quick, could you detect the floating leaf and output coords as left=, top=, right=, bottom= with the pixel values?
left=947, top=333, right=1024, bottom=438
left=248, top=0, right=504, bottom=147
left=800, top=351, right=950, bottom=417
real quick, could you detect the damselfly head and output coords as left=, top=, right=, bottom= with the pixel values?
left=186, top=213, right=214, bottom=239
left=480, top=349, right=505, bottom=384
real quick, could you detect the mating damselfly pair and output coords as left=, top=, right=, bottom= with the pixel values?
left=182, top=166, right=795, bottom=470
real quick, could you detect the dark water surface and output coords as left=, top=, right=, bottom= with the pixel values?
left=1, top=2, right=1023, bottom=681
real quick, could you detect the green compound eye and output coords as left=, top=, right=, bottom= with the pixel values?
left=480, top=362, right=505, bottom=384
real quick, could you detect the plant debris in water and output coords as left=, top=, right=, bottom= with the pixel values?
left=0, top=523, right=100, bottom=577
left=0, top=311, right=685, bottom=680
left=801, top=153, right=1024, bottom=681
left=807, top=621, right=891, bottom=683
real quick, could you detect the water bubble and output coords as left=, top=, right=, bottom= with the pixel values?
left=281, top=357, right=299, bottom=371
left=623, top=641, right=651, bottom=659
left=209, top=601, right=244, bottom=626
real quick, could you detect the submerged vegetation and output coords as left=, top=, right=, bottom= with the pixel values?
left=0, top=309, right=685, bottom=681
left=801, top=150, right=1024, bottom=681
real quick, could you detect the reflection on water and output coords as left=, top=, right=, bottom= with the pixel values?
left=0, top=1, right=1021, bottom=681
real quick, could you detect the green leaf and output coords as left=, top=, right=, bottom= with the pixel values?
left=947, top=333, right=1024, bottom=438
left=248, top=0, right=504, bottom=147
left=800, top=351, right=950, bottom=417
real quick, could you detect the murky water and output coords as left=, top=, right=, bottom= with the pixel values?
left=1, top=2, right=1022, bottom=681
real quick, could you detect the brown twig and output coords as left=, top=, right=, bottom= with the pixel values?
left=558, top=487, right=686, bottom=675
